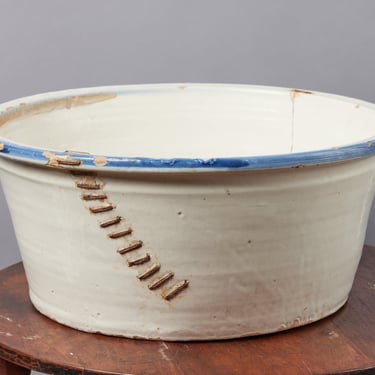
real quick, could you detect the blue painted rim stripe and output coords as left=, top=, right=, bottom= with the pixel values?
left=1, top=139, right=375, bottom=171
left=1, top=84, right=375, bottom=171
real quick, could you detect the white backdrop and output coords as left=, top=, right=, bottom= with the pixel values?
left=1, top=1, right=375, bottom=372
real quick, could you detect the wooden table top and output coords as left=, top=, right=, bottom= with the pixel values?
left=0, top=246, right=374, bottom=375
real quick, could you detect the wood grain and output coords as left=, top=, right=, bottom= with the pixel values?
left=0, top=246, right=374, bottom=375
left=0, top=358, right=30, bottom=374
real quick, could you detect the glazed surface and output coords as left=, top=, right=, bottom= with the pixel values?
left=1, top=84, right=375, bottom=159
left=0, top=156, right=373, bottom=340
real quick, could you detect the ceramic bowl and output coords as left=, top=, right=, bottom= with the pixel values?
left=0, top=84, right=375, bottom=341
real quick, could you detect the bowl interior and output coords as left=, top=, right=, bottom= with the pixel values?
left=0, top=84, right=375, bottom=159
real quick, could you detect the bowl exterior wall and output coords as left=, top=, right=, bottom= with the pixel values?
left=0, top=157, right=374, bottom=340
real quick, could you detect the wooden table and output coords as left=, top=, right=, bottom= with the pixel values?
left=0, top=247, right=374, bottom=375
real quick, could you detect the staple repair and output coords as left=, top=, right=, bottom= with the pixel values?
left=100, top=216, right=122, bottom=228
left=108, top=228, right=132, bottom=239
left=89, top=204, right=115, bottom=213
left=82, top=193, right=108, bottom=201
left=163, top=280, right=190, bottom=300
left=148, top=271, right=174, bottom=290
left=128, top=253, right=151, bottom=267
left=137, top=263, right=161, bottom=280
left=117, top=240, right=143, bottom=255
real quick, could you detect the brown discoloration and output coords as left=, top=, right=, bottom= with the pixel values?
left=137, top=263, right=161, bottom=280
left=148, top=271, right=174, bottom=290
left=117, top=240, right=143, bottom=255
left=178, top=85, right=187, bottom=90
left=0, top=93, right=117, bottom=127
left=0, top=144, right=4, bottom=151
left=89, top=204, right=115, bottom=214
left=108, top=228, right=132, bottom=239
left=128, top=253, right=151, bottom=267
left=289, top=89, right=313, bottom=153
left=290, top=88, right=313, bottom=99
left=368, top=141, right=373, bottom=147
left=94, top=156, right=107, bottom=166
left=64, top=150, right=91, bottom=154
left=100, top=216, right=122, bottom=228
left=292, top=164, right=305, bottom=169
left=163, top=280, right=189, bottom=301
left=81, top=193, right=107, bottom=201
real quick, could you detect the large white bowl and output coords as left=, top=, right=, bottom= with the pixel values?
left=0, top=84, right=374, bottom=341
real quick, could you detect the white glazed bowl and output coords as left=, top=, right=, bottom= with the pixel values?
left=0, top=84, right=375, bottom=341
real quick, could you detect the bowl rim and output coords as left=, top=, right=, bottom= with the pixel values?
left=1, top=83, right=375, bottom=172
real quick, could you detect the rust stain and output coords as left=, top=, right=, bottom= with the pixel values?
left=368, top=141, right=373, bottom=147
left=0, top=143, right=4, bottom=151
left=94, top=156, right=107, bottom=166
left=99, top=216, right=122, bottom=228
left=290, top=88, right=313, bottom=99
left=128, top=253, right=151, bottom=267
left=0, top=92, right=117, bottom=127
left=148, top=271, right=174, bottom=290
left=137, top=263, right=161, bottom=280
left=163, top=280, right=189, bottom=300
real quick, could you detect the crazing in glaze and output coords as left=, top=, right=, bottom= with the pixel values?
left=73, top=172, right=189, bottom=301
